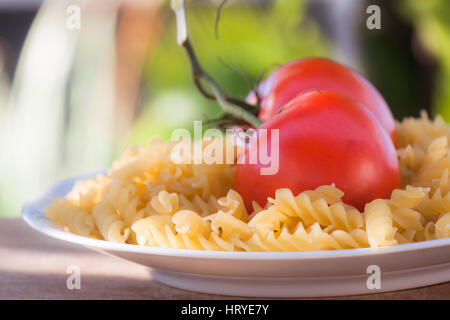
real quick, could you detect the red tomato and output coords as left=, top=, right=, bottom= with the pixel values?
left=247, top=57, right=397, bottom=144
left=235, top=90, right=401, bottom=212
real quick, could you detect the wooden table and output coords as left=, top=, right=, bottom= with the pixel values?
left=0, top=218, right=448, bottom=299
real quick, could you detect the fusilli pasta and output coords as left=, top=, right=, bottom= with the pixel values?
left=45, top=115, right=450, bottom=251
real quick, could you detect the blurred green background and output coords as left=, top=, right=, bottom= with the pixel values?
left=0, top=0, right=449, bottom=216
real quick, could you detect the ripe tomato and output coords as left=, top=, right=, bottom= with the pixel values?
left=247, top=57, right=397, bottom=144
left=235, top=90, right=401, bottom=211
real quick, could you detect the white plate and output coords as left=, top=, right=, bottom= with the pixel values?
left=22, top=173, right=450, bottom=297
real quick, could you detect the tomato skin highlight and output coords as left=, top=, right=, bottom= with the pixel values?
left=247, top=57, right=397, bottom=144
left=235, top=90, right=401, bottom=212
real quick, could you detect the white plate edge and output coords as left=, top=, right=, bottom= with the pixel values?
left=22, top=172, right=450, bottom=261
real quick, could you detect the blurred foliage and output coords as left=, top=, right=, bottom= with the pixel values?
left=360, top=0, right=432, bottom=120
left=362, top=0, right=450, bottom=120
left=0, top=52, right=8, bottom=214
left=2, top=0, right=450, bottom=217
left=398, top=0, right=450, bottom=120
left=128, top=0, right=329, bottom=145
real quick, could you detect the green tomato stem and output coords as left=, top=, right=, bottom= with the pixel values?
left=171, top=0, right=262, bottom=128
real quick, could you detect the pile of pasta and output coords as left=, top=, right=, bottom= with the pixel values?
left=46, top=112, right=450, bottom=251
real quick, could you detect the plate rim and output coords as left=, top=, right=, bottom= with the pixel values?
left=22, top=173, right=450, bottom=261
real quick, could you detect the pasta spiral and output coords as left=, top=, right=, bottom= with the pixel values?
left=435, top=212, right=450, bottom=239
left=132, top=214, right=238, bottom=251
left=364, top=199, right=397, bottom=248
left=233, top=223, right=368, bottom=252
left=46, top=199, right=95, bottom=237
left=249, top=187, right=363, bottom=238
left=92, top=200, right=130, bottom=243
